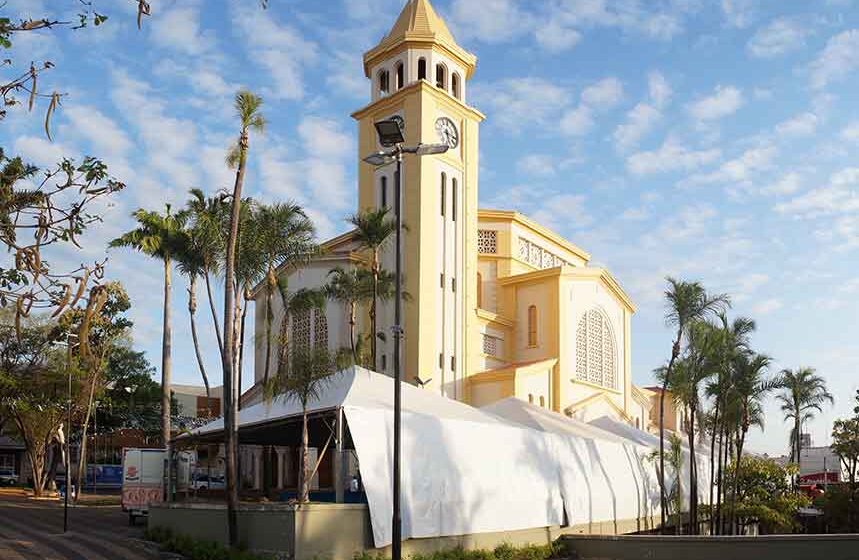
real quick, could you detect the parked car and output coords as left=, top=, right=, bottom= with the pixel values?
left=190, top=474, right=225, bottom=491
left=0, top=468, right=18, bottom=486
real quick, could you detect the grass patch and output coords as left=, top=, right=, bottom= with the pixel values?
left=354, top=542, right=561, bottom=560
left=144, top=526, right=270, bottom=560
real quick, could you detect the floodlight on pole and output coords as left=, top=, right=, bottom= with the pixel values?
left=362, top=125, right=450, bottom=560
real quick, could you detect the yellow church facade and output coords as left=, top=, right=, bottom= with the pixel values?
left=249, top=0, right=658, bottom=433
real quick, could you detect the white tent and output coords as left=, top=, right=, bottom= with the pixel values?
left=482, top=398, right=662, bottom=527
left=191, top=367, right=566, bottom=547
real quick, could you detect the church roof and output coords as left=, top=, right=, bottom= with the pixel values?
left=363, top=0, right=477, bottom=78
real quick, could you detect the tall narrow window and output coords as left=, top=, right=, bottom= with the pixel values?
left=539, top=396, right=545, bottom=408
left=379, top=70, right=390, bottom=95
left=440, top=173, right=446, bottom=216
left=451, top=178, right=457, bottom=221
left=418, top=58, right=427, bottom=80
left=380, top=176, right=388, bottom=208
left=435, top=64, right=446, bottom=89
left=381, top=354, right=387, bottom=371
left=527, top=305, right=538, bottom=347
left=476, top=272, right=483, bottom=308
left=451, top=73, right=460, bottom=99
left=528, top=394, right=534, bottom=404
left=396, top=62, right=404, bottom=90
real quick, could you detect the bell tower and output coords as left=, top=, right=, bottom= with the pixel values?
left=351, top=0, right=484, bottom=399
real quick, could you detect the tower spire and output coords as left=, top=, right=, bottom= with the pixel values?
left=363, top=0, right=477, bottom=79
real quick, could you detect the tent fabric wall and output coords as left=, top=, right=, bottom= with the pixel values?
left=189, top=369, right=710, bottom=548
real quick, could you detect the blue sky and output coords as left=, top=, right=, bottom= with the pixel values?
left=3, top=0, right=859, bottom=455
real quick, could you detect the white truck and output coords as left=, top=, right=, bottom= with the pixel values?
left=121, top=448, right=193, bottom=524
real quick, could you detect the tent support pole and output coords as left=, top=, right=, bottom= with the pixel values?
left=335, top=407, right=344, bottom=503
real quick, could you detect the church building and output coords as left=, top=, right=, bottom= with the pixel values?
left=247, top=0, right=664, bottom=434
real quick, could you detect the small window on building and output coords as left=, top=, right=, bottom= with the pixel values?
left=396, top=62, right=404, bottom=90
left=476, top=272, right=483, bottom=308
left=451, top=73, right=460, bottom=99
left=528, top=394, right=534, bottom=404
left=380, top=176, right=387, bottom=208
left=539, top=396, right=545, bottom=408
left=440, top=173, right=446, bottom=216
left=379, top=70, right=390, bottom=95
left=381, top=354, right=387, bottom=371
left=527, top=305, right=538, bottom=347
left=636, top=418, right=640, bottom=429
left=451, top=178, right=457, bottom=221
left=418, top=58, right=427, bottom=80
left=436, top=64, right=446, bottom=89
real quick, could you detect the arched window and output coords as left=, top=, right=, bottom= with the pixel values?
left=379, top=70, right=390, bottom=95
left=528, top=394, right=534, bottom=404
left=440, top=173, right=446, bottom=216
left=527, top=305, right=537, bottom=347
left=539, top=395, right=545, bottom=408
left=451, top=73, right=460, bottom=99
left=451, top=178, right=457, bottom=221
left=396, top=62, right=404, bottom=90
left=418, top=58, right=427, bottom=80
left=636, top=418, right=640, bottom=429
left=574, top=308, right=617, bottom=389
left=435, top=64, right=446, bottom=89
left=476, top=272, right=483, bottom=308
left=380, top=176, right=388, bottom=208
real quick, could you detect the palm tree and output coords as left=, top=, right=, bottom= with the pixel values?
left=222, top=89, right=265, bottom=546
left=776, top=367, right=834, bottom=483
left=325, top=267, right=373, bottom=364
left=348, top=209, right=395, bottom=371
left=174, top=224, right=214, bottom=415
left=109, top=206, right=186, bottom=460
left=185, top=188, right=229, bottom=358
left=659, top=278, right=729, bottom=531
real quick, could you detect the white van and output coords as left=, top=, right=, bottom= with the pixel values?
left=121, top=448, right=193, bottom=524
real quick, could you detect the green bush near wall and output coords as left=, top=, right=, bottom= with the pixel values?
left=354, top=542, right=561, bottom=560
left=145, top=526, right=271, bottom=560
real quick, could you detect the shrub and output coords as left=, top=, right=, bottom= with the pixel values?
left=353, top=543, right=559, bottom=560
left=144, top=526, right=269, bottom=560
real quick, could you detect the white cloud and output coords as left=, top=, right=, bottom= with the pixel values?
left=627, top=139, right=721, bottom=175
left=545, top=0, right=687, bottom=41
left=13, top=136, right=72, bottom=168
left=810, top=29, right=859, bottom=90
left=761, top=172, right=802, bottom=196
left=232, top=7, right=318, bottom=100
left=530, top=193, right=592, bottom=231
left=535, top=21, right=582, bottom=52
left=297, top=117, right=353, bottom=160
left=776, top=167, right=859, bottom=217
left=614, top=103, right=661, bottom=151
left=449, top=0, right=532, bottom=44
left=560, top=105, right=594, bottom=136
left=688, top=85, right=744, bottom=120
left=516, top=154, right=556, bottom=177
left=472, top=78, right=570, bottom=133
left=721, top=0, right=756, bottom=29
left=752, top=298, right=783, bottom=315
left=747, top=18, right=809, bottom=58
left=151, top=3, right=215, bottom=56
left=684, top=145, right=777, bottom=186
left=775, top=112, right=819, bottom=136
left=843, top=121, right=859, bottom=142
left=648, top=71, right=672, bottom=108
left=580, top=77, right=624, bottom=109
left=63, top=105, right=133, bottom=159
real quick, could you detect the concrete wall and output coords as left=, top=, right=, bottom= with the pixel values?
left=151, top=502, right=662, bottom=560
left=561, top=534, right=859, bottom=560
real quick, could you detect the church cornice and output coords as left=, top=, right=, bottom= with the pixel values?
left=478, top=209, right=591, bottom=263
left=497, top=266, right=636, bottom=313
left=351, top=79, right=485, bottom=122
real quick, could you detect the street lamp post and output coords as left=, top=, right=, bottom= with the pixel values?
left=363, top=120, right=448, bottom=560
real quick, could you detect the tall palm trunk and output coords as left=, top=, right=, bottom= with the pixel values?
left=686, top=406, right=697, bottom=534
left=188, top=275, right=212, bottom=414
left=370, top=252, right=380, bottom=371
left=263, top=271, right=275, bottom=385
left=299, top=406, right=310, bottom=502
left=236, top=286, right=250, bottom=410
left=348, top=302, right=357, bottom=363
left=222, top=129, right=248, bottom=547
left=708, top=400, right=720, bottom=534
left=205, top=269, right=224, bottom=358
left=715, top=419, right=725, bottom=534
left=161, top=257, right=173, bottom=497
left=730, top=425, right=748, bottom=534
left=659, top=334, right=681, bottom=531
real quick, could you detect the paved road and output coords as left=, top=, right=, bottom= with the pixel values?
left=0, top=494, right=159, bottom=559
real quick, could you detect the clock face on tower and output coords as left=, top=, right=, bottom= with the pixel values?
left=435, top=117, right=459, bottom=149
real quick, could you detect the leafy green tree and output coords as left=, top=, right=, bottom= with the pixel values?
left=349, top=209, right=396, bottom=371
left=776, top=368, right=834, bottom=474
left=325, top=267, right=373, bottom=364
left=110, top=206, right=187, bottom=458
left=659, top=278, right=729, bottom=530
left=99, top=345, right=161, bottom=433
left=724, top=456, right=808, bottom=534
left=222, top=90, right=265, bottom=546
left=830, top=390, right=859, bottom=528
